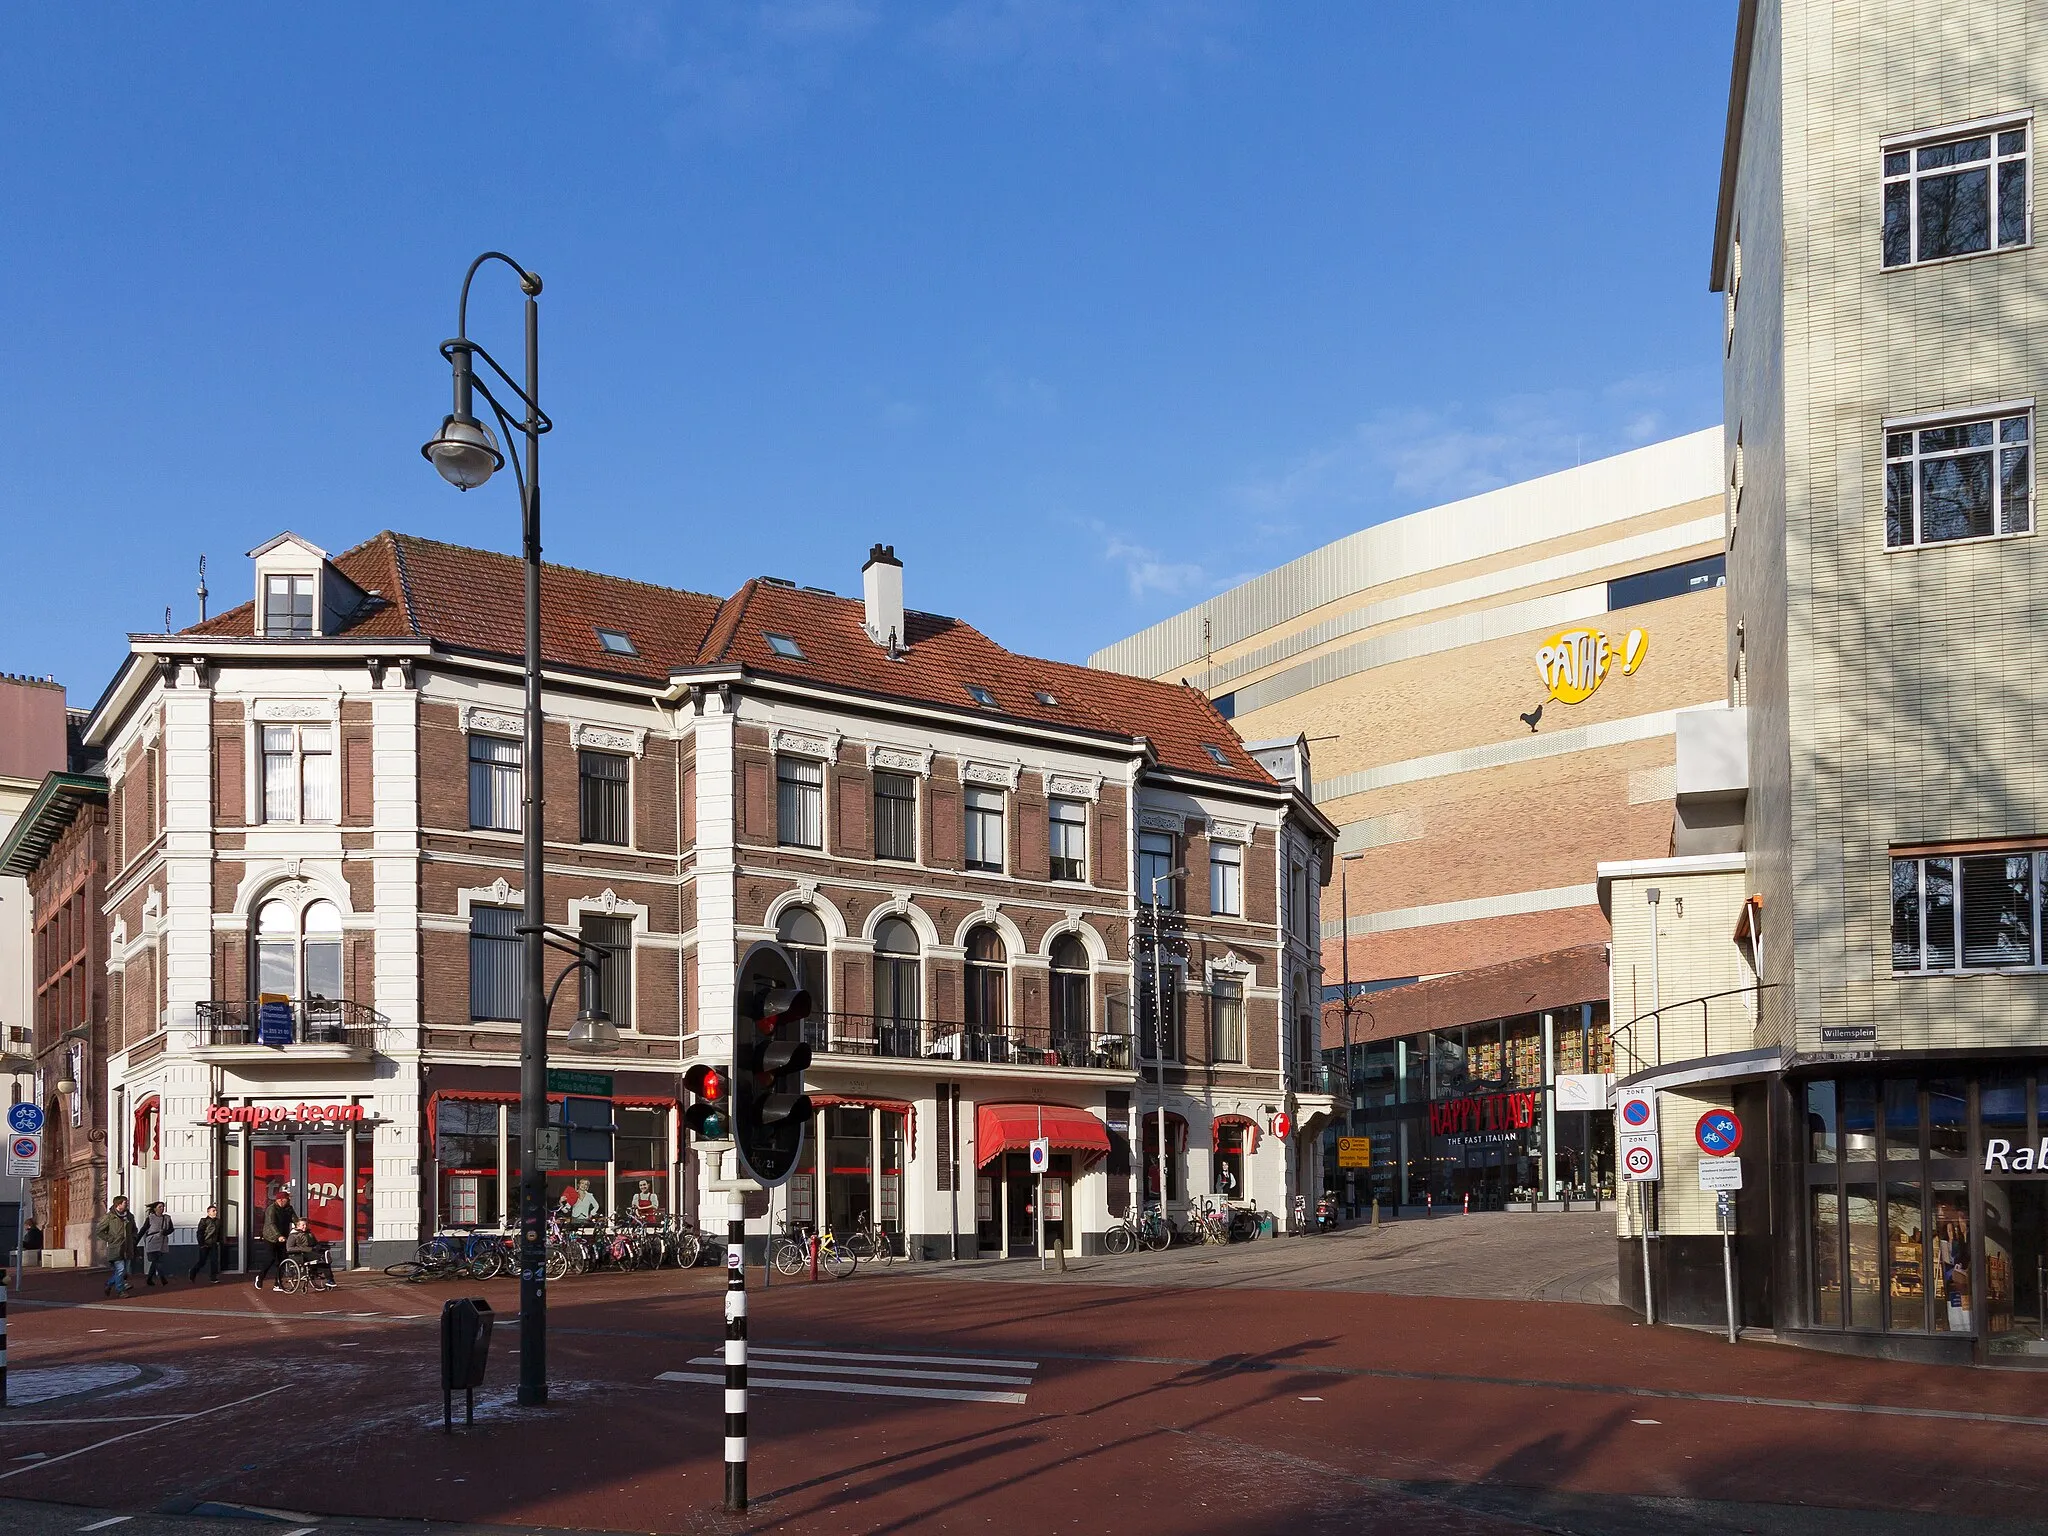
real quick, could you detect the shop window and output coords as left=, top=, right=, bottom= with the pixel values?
left=437, top=1099, right=502, bottom=1227
left=579, top=914, right=632, bottom=1030
left=1466, top=1022, right=1504, bottom=1088
left=1886, top=1181, right=1928, bottom=1332
left=1585, top=1002, right=1613, bottom=1074
left=1214, top=1122, right=1245, bottom=1198
left=1841, top=1079, right=1879, bottom=1161
left=879, top=1111, right=904, bottom=1240
left=1813, top=1189, right=1843, bottom=1326
left=1504, top=1016, right=1542, bottom=1088
left=825, top=1106, right=874, bottom=1235
left=1934, top=1182, right=1973, bottom=1331
left=777, top=907, right=829, bottom=1013
left=1929, top=1079, right=1969, bottom=1157
left=1846, top=1185, right=1883, bottom=1328
left=1430, top=1030, right=1469, bottom=1099
left=616, top=1105, right=669, bottom=1222
left=1141, top=1116, right=1183, bottom=1204
left=1984, top=1076, right=2027, bottom=1140
left=1884, top=1079, right=1923, bottom=1160
left=1806, top=1080, right=1838, bottom=1164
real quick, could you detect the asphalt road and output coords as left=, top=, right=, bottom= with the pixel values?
left=2, top=1245, right=2045, bottom=1535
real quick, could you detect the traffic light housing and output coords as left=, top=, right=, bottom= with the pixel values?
left=683, top=1062, right=732, bottom=1144
left=734, top=975, right=812, bottom=1186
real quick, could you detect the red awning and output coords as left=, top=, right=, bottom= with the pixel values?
left=975, top=1102, right=1111, bottom=1168
left=1212, top=1113, right=1261, bottom=1152
left=132, top=1095, right=160, bottom=1166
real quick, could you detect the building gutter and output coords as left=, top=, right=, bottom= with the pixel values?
left=1709, top=0, right=1760, bottom=290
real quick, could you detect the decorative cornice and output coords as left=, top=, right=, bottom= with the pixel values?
left=572, top=721, right=647, bottom=758
left=1136, top=810, right=1186, bottom=834
left=251, top=699, right=332, bottom=722
left=868, top=743, right=933, bottom=777
left=773, top=727, right=841, bottom=761
left=1207, top=819, right=1252, bottom=844
left=960, top=758, right=1020, bottom=790
left=1045, top=772, right=1101, bottom=802
left=462, top=704, right=524, bottom=737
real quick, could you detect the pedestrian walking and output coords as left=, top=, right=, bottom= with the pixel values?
left=94, top=1196, right=139, bottom=1297
left=139, top=1201, right=175, bottom=1285
left=254, top=1186, right=297, bottom=1291
left=188, top=1204, right=225, bottom=1283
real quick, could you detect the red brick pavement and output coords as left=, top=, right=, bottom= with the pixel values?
left=2, top=1263, right=2046, bottom=1534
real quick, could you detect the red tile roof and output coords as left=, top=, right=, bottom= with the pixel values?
left=180, top=532, right=1278, bottom=788
left=1322, top=942, right=1609, bottom=1049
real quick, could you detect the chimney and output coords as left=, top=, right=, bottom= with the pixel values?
left=862, top=543, right=904, bottom=651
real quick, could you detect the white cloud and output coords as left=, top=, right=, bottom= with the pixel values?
left=1093, top=523, right=1206, bottom=600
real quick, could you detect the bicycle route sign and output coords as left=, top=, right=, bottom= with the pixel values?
left=7, top=1101, right=43, bottom=1135
left=1695, top=1107, right=1742, bottom=1157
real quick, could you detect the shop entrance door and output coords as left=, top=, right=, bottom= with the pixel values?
left=1985, top=1181, right=2048, bottom=1362
left=1003, top=1153, right=1037, bottom=1258
left=249, top=1136, right=370, bottom=1263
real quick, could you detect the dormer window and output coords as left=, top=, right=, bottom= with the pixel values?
left=264, top=575, right=315, bottom=637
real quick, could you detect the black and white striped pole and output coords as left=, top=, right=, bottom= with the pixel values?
left=724, top=1188, right=747, bottom=1512
left=1, top=1278, right=9, bottom=1408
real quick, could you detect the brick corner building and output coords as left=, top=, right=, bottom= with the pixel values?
left=81, top=532, right=1334, bottom=1267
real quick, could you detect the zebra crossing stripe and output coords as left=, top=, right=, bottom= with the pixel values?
left=658, top=1370, right=1028, bottom=1406
left=750, top=1345, right=1039, bottom=1370
left=686, top=1355, right=1030, bottom=1387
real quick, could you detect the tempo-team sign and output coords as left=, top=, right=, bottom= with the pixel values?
left=204, top=1102, right=368, bottom=1127
left=1535, top=627, right=1649, bottom=705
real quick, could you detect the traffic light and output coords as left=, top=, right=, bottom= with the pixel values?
left=734, top=982, right=812, bottom=1185
left=683, top=1062, right=732, bottom=1144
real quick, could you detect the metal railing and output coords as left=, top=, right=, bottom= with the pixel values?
left=194, top=998, right=385, bottom=1051
left=1295, top=1060, right=1349, bottom=1098
left=798, top=1012, right=1133, bottom=1071
left=1608, top=982, right=1780, bottom=1077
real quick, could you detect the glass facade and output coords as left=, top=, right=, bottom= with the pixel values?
left=1800, top=1067, right=2048, bottom=1361
left=1323, top=1000, right=1614, bottom=1210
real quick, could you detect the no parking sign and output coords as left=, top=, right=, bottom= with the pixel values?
left=1616, top=1085, right=1659, bottom=1182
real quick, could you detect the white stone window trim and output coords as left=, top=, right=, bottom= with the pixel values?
left=959, top=758, right=1021, bottom=790
left=866, top=743, right=933, bottom=777
left=564, top=890, right=651, bottom=1032
left=1205, top=819, right=1252, bottom=845
left=455, top=877, right=524, bottom=922
left=762, top=882, right=851, bottom=943
left=462, top=704, right=525, bottom=737
left=772, top=727, right=841, bottom=761
left=1044, top=771, right=1102, bottom=802
left=1136, top=810, right=1186, bottom=834
left=571, top=721, right=647, bottom=758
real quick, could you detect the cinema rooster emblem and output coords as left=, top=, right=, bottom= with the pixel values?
left=1535, top=626, right=1649, bottom=705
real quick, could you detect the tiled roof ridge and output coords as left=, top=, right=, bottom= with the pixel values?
left=1326, top=941, right=1610, bottom=1012
left=384, top=530, right=723, bottom=604
left=696, top=577, right=763, bottom=665
left=379, top=531, right=424, bottom=637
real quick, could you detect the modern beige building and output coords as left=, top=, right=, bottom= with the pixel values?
left=1093, top=430, right=1729, bottom=1207
left=1615, top=0, right=2048, bottom=1365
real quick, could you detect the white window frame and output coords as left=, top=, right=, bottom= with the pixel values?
left=964, top=787, right=1005, bottom=873
left=1209, top=975, right=1245, bottom=1063
left=1210, top=840, right=1243, bottom=917
left=1048, top=797, right=1088, bottom=883
left=1881, top=112, right=2031, bottom=270
left=260, top=722, right=335, bottom=825
left=1138, top=829, right=1176, bottom=908
left=263, top=573, right=315, bottom=637
left=468, top=733, right=523, bottom=833
left=873, top=769, right=919, bottom=863
left=1883, top=401, right=2033, bottom=550
left=1892, top=849, right=2047, bottom=974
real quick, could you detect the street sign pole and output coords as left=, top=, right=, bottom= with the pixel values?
left=1719, top=1191, right=1737, bottom=1344
left=1639, top=1181, right=1655, bottom=1326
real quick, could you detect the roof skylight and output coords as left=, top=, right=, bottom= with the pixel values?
left=1202, top=743, right=1230, bottom=766
left=595, top=628, right=638, bottom=656
left=965, top=684, right=998, bottom=708
left=1033, top=689, right=1058, bottom=707
left=765, top=633, right=806, bottom=660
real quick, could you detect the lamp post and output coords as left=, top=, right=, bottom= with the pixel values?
left=1148, top=865, right=1187, bottom=1227
left=421, top=252, right=552, bottom=1406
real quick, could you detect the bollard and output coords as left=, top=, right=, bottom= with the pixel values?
left=1463, top=1192, right=1470, bottom=1216
left=1, top=1280, right=8, bottom=1408
left=1371, top=1198, right=1381, bottom=1229
left=1426, top=1191, right=1432, bottom=1218
left=725, top=1193, right=749, bottom=1512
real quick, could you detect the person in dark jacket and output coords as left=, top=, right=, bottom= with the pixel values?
left=254, top=1187, right=298, bottom=1291
left=188, top=1204, right=225, bottom=1283
left=94, top=1197, right=139, bottom=1297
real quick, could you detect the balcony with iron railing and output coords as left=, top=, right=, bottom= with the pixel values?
left=1609, top=982, right=1779, bottom=1081
left=192, top=998, right=386, bottom=1063
left=799, top=1013, right=1134, bottom=1074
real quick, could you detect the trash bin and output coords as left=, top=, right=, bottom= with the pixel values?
left=440, top=1297, right=493, bottom=1429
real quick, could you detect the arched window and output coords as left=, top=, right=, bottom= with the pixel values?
left=874, top=916, right=921, bottom=1056
left=1049, top=935, right=1091, bottom=1064
left=777, top=906, right=829, bottom=1012
left=964, top=926, right=1007, bottom=1044
left=253, top=898, right=343, bottom=1001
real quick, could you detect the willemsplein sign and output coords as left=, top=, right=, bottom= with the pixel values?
left=1428, top=1090, right=1541, bottom=1137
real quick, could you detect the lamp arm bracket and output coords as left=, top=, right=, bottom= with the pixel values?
left=441, top=338, right=553, bottom=434
left=457, top=251, right=542, bottom=337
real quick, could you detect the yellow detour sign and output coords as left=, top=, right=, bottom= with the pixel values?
left=1336, top=1136, right=1372, bottom=1169
left=1535, top=626, right=1648, bottom=704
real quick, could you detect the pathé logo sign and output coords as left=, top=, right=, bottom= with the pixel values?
left=1535, top=627, right=1648, bottom=705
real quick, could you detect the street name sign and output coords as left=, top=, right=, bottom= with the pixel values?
left=1699, top=1158, right=1743, bottom=1192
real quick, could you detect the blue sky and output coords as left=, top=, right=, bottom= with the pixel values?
left=0, top=4, right=1735, bottom=698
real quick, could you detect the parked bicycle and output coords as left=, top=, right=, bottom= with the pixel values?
left=843, top=1219, right=897, bottom=1266
left=1103, top=1203, right=1173, bottom=1254
left=769, top=1222, right=856, bottom=1280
